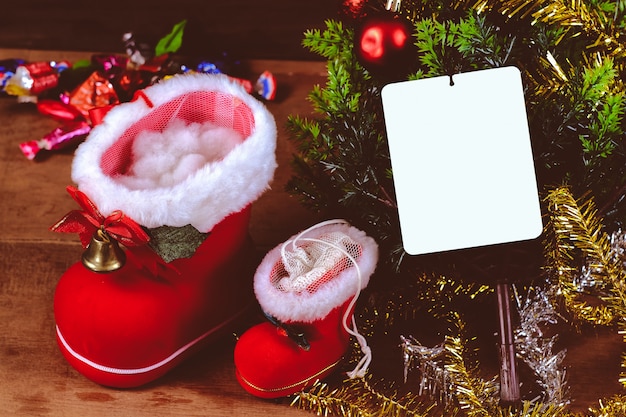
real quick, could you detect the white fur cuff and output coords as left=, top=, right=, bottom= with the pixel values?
left=71, top=73, right=277, bottom=232
left=254, top=222, right=379, bottom=323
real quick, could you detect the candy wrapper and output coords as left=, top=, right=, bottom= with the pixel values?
left=122, top=32, right=153, bottom=68
left=194, top=61, right=276, bottom=101
left=0, top=59, right=26, bottom=94
left=20, top=121, right=91, bottom=160
left=0, top=72, right=13, bottom=93
left=21, top=71, right=119, bottom=160
left=229, top=71, right=276, bottom=101
left=4, top=61, right=68, bottom=97
left=255, top=70, right=276, bottom=100
left=91, top=54, right=128, bottom=73
left=195, top=61, right=223, bottom=74
left=68, top=71, right=119, bottom=119
left=37, top=100, right=84, bottom=123
left=111, top=69, right=154, bottom=102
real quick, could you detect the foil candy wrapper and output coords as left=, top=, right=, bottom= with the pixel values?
left=69, top=71, right=119, bottom=119
left=122, top=32, right=153, bottom=68
left=113, top=69, right=154, bottom=102
left=0, top=59, right=26, bottom=94
left=20, top=120, right=91, bottom=160
left=91, top=54, right=128, bottom=73
left=4, top=61, right=68, bottom=96
left=194, top=61, right=276, bottom=101
left=37, top=99, right=84, bottom=122
left=256, top=70, right=276, bottom=100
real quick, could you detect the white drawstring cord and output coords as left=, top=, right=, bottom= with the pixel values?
left=279, top=219, right=372, bottom=379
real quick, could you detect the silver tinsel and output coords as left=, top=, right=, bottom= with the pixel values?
left=400, top=335, right=450, bottom=402
left=572, top=228, right=626, bottom=291
left=401, top=285, right=569, bottom=407
left=610, top=228, right=626, bottom=266
left=513, top=286, right=570, bottom=407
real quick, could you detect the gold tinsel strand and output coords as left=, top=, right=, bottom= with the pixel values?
left=587, top=394, right=626, bottom=417
left=443, top=334, right=499, bottom=416
left=495, top=0, right=624, bottom=58
left=290, top=375, right=438, bottom=417
left=543, top=186, right=626, bottom=388
left=542, top=186, right=623, bottom=326
left=354, top=271, right=492, bottom=340
left=413, top=0, right=625, bottom=58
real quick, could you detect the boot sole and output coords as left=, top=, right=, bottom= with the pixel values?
left=235, top=356, right=343, bottom=398
left=55, top=306, right=250, bottom=388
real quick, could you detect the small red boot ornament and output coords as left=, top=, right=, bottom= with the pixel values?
left=51, top=73, right=277, bottom=388
left=234, top=220, right=379, bottom=398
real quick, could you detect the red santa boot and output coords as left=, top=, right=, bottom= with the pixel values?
left=51, top=73, right=277, bottom=388
left=234, top=220, right=379, bottom=398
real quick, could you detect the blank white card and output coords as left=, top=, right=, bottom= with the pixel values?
left=381, top=66, right=543, bottom=255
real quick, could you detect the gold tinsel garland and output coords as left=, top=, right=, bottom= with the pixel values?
left=543, top=187, right=626, bottom=385
left=543, top=187, right=626, bottom=326
left=496, top=0, right=626, bottom=59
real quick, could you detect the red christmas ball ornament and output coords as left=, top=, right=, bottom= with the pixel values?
left=354, top=14, right=415, bottom=80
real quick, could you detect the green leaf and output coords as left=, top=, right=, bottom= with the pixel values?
left=155, top=19, right=187, bottom=57
left=72, top=59, right=92, bottom=69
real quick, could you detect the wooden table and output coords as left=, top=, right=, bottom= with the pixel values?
left=0, top=49, right=324, bottom=416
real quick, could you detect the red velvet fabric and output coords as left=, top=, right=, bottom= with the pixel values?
left=234, top=301, right=352, bottom=398
left=54, top=206, right=254, bottom=388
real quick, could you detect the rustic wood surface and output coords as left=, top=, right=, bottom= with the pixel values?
left=0, top=48, right=623, bottom=416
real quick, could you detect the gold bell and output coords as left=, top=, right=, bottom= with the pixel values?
left=81, top=229, right=126, bottom=272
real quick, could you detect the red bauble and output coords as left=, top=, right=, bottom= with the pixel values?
left=354, top=14, right=415, bottom=80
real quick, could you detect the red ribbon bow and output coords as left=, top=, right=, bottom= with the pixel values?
left=51, top=186, right=150, bottom=248
left=51, top=186, right=181, bottom=278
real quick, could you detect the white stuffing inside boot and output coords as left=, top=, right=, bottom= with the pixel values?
left=115, top=118, right=243, bottom=189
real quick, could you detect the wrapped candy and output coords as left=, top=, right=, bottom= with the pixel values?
left=255, top=70, right=276, bottom=100
left=111, top=69, right=153, bottom=102
left=122, top=32, right=153, bottom=68
left=0, top=71, right=13, bottom=92
left=68, top=71, right=119, bottom=119
left=0, top=59, right=26, bottom=94
left=91, top=54, right=128, bottom=73
left=20, top=120, right=91, bottom=160
left=232, top=71, right=277, bottom=101
left=37, top=100, right=84, bottom=123
left=194, top=61, right=276, bottom=101
left=195, top=61, right=222, bottom=74
left=4, top=61, right=68, bottom=96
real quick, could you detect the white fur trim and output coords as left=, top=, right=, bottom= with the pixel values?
left=71, top=73, right=277, bottom=232
left=254, top=222, right=378, bottom=323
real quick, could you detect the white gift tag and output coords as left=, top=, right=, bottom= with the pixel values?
left=381, top=66, right=542, bottom=255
